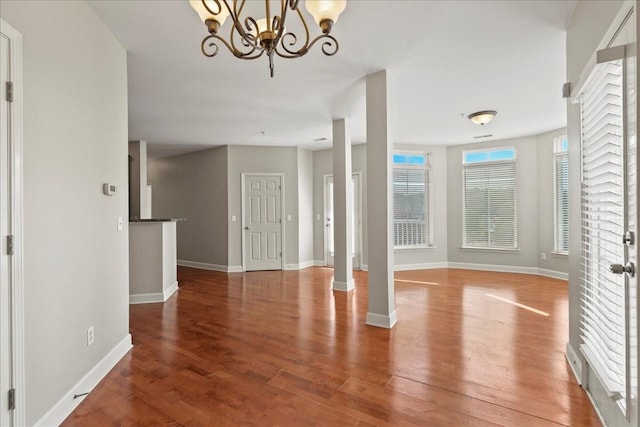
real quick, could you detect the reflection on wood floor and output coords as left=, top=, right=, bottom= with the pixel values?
left=63, top=267, right=601, bottom=426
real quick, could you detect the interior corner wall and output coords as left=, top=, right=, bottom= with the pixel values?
left=226, top=145, right=300, bottom=269
left=536, top=128, right=569, bottom=274
left=446, top=136, right=539, bottom=269
left=1, top=1, right=130, bottom=424
left=297, top=148, right=314, bottom=266
left=565, top=0, right=626, bottom=369
left=147, top=146, right=229, bottom=267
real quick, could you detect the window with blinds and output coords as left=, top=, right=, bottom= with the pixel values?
left=462, top=148, right=517, bottom=250
left=579, top=58, right=627, bottom=408
left=393, top=153, right=431, bottom=248
left=554, top=136, right=569, bottom=254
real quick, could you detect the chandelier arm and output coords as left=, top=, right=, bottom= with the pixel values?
left=306, top=33, right=339, bottom=56
left=289, top=0, right=301, bottom=10
left=202, top=33, right=265, bottom=60
left=202, top=0, right=223, bottom=15
left=275, top=7, right=311, bottom=57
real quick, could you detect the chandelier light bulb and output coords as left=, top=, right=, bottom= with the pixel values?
left=305, top=0, right=346, bottom=28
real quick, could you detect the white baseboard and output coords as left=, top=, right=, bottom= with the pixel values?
left=366, top=311, right=398, bottom=329
left=447, top=262, right=539, bottom=275
left=566, top=341, right=583, bottom=385
left=35, top=334, right=132, bottom=427
left=537, top=268, right=568, bottom=280
left=361, top=264, right=368, bottom=271
left=178, top=259, right=243, bottom=273
left=163, top=281, right=179, bottom=301
left=129, top=292, right=164, bottom=304
left=332, top=279, right=354, bottom=292
left=394, top=262, right=448, bottom=271
left=298, top=260, right=315, bottom=270
left=314, top=260, right=325, bottom=266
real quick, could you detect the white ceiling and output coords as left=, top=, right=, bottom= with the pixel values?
left=88, top=0, right=576, bottom=157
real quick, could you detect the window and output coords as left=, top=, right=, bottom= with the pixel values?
left=554, top=136, right=569, bottom=254
left=462, top=147, right=517, bottom=249
left=393, top=152, right=432, bottom=248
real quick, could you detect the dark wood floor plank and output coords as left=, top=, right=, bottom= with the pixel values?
left=62, top=267, right=601, bottom=426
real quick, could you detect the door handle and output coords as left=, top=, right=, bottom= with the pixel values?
left=244, top=226, right=249, bottom=230
left=610, top=262, right=635, bottom=277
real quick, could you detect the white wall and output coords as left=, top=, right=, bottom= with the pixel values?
left=0, top=1, right=130, bottom=423
left=447, top=136, right=539, bottom=269
left=147, top=146, right=229, bottom=267
left=297, top=148, right=314, bottom=266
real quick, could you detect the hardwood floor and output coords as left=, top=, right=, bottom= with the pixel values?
left=63, top=267, right=601, bottom=426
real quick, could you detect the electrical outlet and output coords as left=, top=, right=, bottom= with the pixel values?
left=117, top=217, right=123, bottom=232
left=541, top=252, right=547, bottom=261
left=87, top=326, right=94, bottom=346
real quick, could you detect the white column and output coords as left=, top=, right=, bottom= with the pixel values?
left=365, top=70, right=397, bottom=328
left=332, top=118, right=354, bottom=291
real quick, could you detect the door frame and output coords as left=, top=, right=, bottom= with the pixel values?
left=323, top=171, right=363, bottom=269
left=240, top=173, right=285, bottom=272
left=0, top=19, right=25, bottom=426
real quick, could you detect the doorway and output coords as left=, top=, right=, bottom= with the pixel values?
left=324, top=172, right=362, bottom=269
left=0, top=19, right=24, bottom=426
left=242, top=174, right=284, bottom=271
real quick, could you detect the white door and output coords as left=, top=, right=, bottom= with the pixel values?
left=243, top=175, right=283, bottom=271
left=0, top=30, right=13, bottom=426
left=324, top=173, right=361, bottom=269
left=575, top=20, right=638, bottom=426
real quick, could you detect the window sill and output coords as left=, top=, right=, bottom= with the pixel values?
left=460, top=246, right=520, bottom=254
left=394, top=245, right=437, bottom=251
left=552, top=251, right=569, bottom=258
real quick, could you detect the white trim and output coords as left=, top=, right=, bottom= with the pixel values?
left=313, top=260, right=325, bottom=267
left=459, top=246, right=521, bottom=254
left=228, top=265, right=243, bottom=273
left=129, top=292, right=164, bottom=304
left=0, top=19, right=25, bottom=427
left=366, top=311, right=398, bottom=329
left=34, top=334, right=132, bottom=427
left=537, top=268, right=568, bottom=281
left=394, top=262, right=448, bottom=271
left=566, top=341, right=584, bottom=385
left=179, top=259, right=228, bottom=272
left=241, top=173, right=285, bottom=272
left=361, top=264, right=368, bottom=271
left=332, top=279, right=354, bottom=292
left=163, top=281, right=179, bottom=300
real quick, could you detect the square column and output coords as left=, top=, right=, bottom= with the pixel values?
left=365, top=70, right=397, bottom=328
left=332, top=118, right=354, bottom=291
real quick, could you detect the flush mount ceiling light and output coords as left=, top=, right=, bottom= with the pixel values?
left=468, top=110, right=497, bottom=126
left=190, top=0, right=347, bottom=78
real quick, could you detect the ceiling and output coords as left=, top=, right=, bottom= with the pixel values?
left=88, top=0, right=576, bottom=157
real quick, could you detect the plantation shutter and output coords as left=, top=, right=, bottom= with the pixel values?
left=393, top=168, right=429, bottom=247
left=579, top=58, right=627, bottom=403
left=555, top=152, right=569, bottom=253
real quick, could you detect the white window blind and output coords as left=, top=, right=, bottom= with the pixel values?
left=579, top=59, right=627, bottom=405
left=554, top=138, right=569, bottom=254
left=463, top=160, right=517, bottom=249
left=393, top=167, right=430, bottom=248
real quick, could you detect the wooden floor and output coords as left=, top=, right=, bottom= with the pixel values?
left=63, top=267, right=601, bottom=426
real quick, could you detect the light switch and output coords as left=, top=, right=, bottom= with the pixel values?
left=117, top=217, right=123, bottom=232
left=231, top=215, right=237, bottom=222
left=287, top=214, right=292, bottom=221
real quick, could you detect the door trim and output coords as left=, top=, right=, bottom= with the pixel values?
left=240, top=173, right=285, bottom=272
left=323, top=171, right=363, bottom=269
left=0, top=19, right=25, bottom=426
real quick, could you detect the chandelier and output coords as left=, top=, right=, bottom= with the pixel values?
left=189, top=0, right=347, bottom=77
